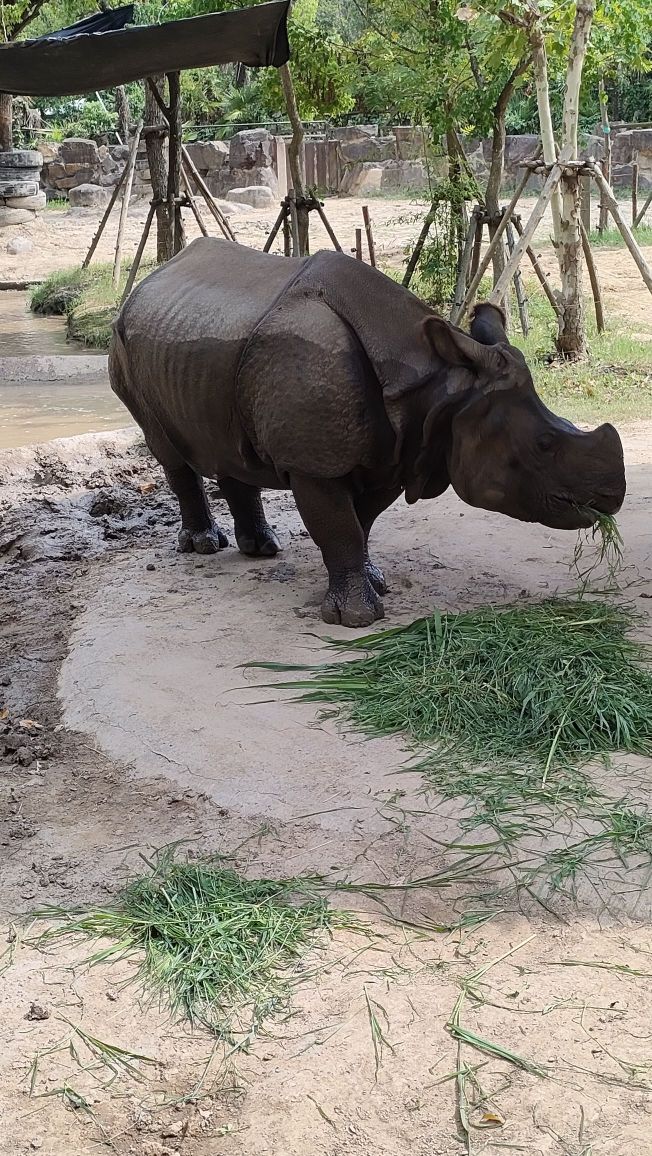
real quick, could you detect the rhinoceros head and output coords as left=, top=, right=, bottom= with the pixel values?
left=421, top=303, right=625, bottom=530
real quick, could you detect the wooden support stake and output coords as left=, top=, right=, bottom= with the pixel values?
left=456, top=165, right=534, bottom=322
left=362, top=204, right=376, bottom=266
left=282, top=209, right=291, bottom=257
left=450, top=213, right=477, bottom=322
left=288, top=191, right=300, bottom=257
left=354, top=227, right=363, bottom=261
left=180, top=165, right=208, bottom=238
left=166, top=72, right=184, bottom=256
left=314, top=199, right=343, bottom=252
left=512, top=214, right=562, bottom=316
left=120, top=199, right=156, bottom=305
left=598, top=78, right=611, bottom=234
left=263, top=204, right=287, bottom=253
left=506, top=220, right=529, bottom=336
left=82, top=162, right=128, bottom=269
left=112, top=121, right=142, bottom=291
left=580, top=173, right=591, bottom=234
left=632, top=157, right=639, bottom=228
left=587, top=159, right=652, bottom=296
left=635, top=189, right=652, bottom=228
left=488, top=163, right=563, bottom=308
left=402, top=205, right=434, bottom=288
left=579, top=218, right=605, bottom=334
left=181, top=146, right=235, bottom=242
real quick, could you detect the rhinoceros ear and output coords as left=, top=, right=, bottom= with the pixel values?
left=422, top=315, right=503, bottom=373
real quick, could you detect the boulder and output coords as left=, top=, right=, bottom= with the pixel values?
left=185, top=140, right=229, bottom=172
left=630, top=128, right=652, bottom=157
left=393, top=126, right=430, bottom=161
left=229, top=128, right=274, bottom=171
left=210, top=166, right=278, bottom=198
left=59, top=138, right=99, bottom=166
left=504, top=134, right=540, bottom=169
left=68, top=183, right=110, bottom=208
left=5, top=191, right=46, bottom=211
left=0, top=149, right=42, bottom=169
left=331, top=125, right=378, bottom=141
left=380, top=160, right=431, bottom=192
left=339, top=134, right=397, bottom=164
left=0, top=206, right=35, bottom=226
left=6, top=235, right=34, bottom=255
left=226, top=185, right=275, bottom=208
left=339, top=162, right=384, bottom=196
left=109, top=144, right=130, bottom=163
left=609, top=130, right=634, bottom=166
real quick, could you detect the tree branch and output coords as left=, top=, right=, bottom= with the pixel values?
left=10, top=0, right=48, bottom=40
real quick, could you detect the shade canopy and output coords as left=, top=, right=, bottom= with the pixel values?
left=0, top=0, right=291, bottom=96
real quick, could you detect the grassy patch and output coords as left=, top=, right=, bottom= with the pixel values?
left=588, top=224, right=652, bottom=248
left=34, top=851, right=349, bottom=1041
left=30, top=261, right=154, bottom=350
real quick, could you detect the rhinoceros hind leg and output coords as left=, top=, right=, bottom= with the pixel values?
left=218, top=477, right=281, bottom=558
left=164, top=464, right=229, bottom=554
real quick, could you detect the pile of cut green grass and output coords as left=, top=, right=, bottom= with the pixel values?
left=35, top=853, right=346, bottom=1039
left=262, top=599, right=652, bottom=778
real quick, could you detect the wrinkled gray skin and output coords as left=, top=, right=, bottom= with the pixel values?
left=109, top=239, right=626, bottom=628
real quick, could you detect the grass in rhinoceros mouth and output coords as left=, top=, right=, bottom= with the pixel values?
left=572, top=511, right=624, bottom=587
left=33, top=850, right=352, bottom=1043
left=252, top=598, right=652, bottom=884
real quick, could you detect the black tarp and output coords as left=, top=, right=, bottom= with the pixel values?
left=34, top=6, right=134, bottom=41
left=0, top=0, right=290, bottom=97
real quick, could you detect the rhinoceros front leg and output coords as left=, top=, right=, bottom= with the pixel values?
left=165, top=464, right=229, bottom=554
left=218, top=477, right=281, bottom=558
left=291, top=473, right=384, bottom=628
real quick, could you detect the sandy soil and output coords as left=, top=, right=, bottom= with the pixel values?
left=1, top=424, right=652, bottom=1155
left=2, top=193, right=651, bottom=333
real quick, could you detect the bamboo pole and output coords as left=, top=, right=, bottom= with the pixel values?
left=354, top=227, right=363, bottom=261
left=402, top=204, right=434, bottom=288
left=469, top=211, right=483, bottom=283
left=180, top=165, right=208, bottom=238
left=263, top=204, right=287, bottom=253
left=488, top=162, right=563, bottom=307
left=579, top=218, right=605, bottom=333
left=512, top=214, right=562, bottom=316
left=112, top=121, right=142, bottom=291
left=181, top=146, right=236, bottom=242
left=506, top=220, right=529, bottom=336
left=282, top=209, right=291, bottom=256
left=314, top=199, right=343, bottom=252
left=166, top=72, right=184, bottom=256
left=82, top=162, right=128, bottom=269
left=362, top=204, right=376, bottom=266
left=587, top=159, right=652, bottom=295
left=455, top=165, right=533, bottom=322
left=598, top=78, right=611, bottom=234
left=632, top=157, right=639, bottom=227
left=450, top=212, right=477, bottom=322
left=120, top=200, right=156, bottom=304
left=288, top=190, right=300, bottom=256
left=634, top=189, right=652, bottom=228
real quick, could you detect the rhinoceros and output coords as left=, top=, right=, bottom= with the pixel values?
left=109, top=238, right=625, bottom=627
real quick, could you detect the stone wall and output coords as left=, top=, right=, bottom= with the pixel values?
left=0, top=149, right=46, bottom=228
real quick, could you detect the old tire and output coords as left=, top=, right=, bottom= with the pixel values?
left=0, top=180, right=40, bottom=199
left=0, top=149, right=43, bottom=169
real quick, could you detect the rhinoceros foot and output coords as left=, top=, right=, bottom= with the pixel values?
left=235, top=525, right=281, bottom=558
left=178, top=524, right=229, bottom=554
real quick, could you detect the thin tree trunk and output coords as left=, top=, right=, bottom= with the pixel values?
left=279, top=63, right=309, bottom=255
left=598, top=79, right=611, bottom=233
left=528, top=16, right=563, bottom=249
left=556, top=0, right=594, bottom=359
left=0, top=93, right=13, bottom=152
left=144, top=76, right=173, bottom=264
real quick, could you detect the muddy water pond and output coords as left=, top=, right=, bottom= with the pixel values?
left=0, top=291, right=130, bottom=448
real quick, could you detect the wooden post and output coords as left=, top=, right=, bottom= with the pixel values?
left=402, top=204, right=434, bottom=288
left=181, top=146, right=236, bottom=242
left=362, top=205, right=376, bottom=267
left=579, top=218, right=605, bottom=334
left=469, top=211, right=484, bottom=283
left=82, top=162, right=128, bottom=269
left=288, top=190, right=300, bottom=257
left=632, top=157, right=639, bottom=228
left=180, top=165, right=208, bottom=238
left=512, top=214, right=562, bottom=316
left=282, top=208, right=291, bottom=256
left=354, top=227, right=363, bottom=261
left=263, top=204, right=287, bottom=253
left=112, top=121, right=142, bottom=291
left=456, top=165, right=535, bottom=322
left=580, top=173, right=591, bottom=235
left=487, top=162, right=563, bottom=308
left=588, top=160, right=652, bottom=296
left=450, top=212, right=477, bottom=322
left=314, top=200, right=343, bottom=252
left=635, top=189, right=652, bottom=228
left=598, top=79, right=611, bottom=234
left=506, top=219, right=529, bottom=336
left=166, top=72, right=184, bottom=256
left=120, top=199, right=156, bottom=304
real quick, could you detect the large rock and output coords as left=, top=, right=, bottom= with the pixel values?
left=0, top=206, right=35, bottom=226
left=6, top=235, right=33, bottom=255
left=393, top=126, right=430, bottom=161
left=68, top=183, right=110, bottom=208
left=380, top=160, right=432, bottom=191
left=339, top=134, right=397, bottom=164
left=4, top=191, right=46, bottom=211
left=59, top=138, right=99, bottom=166
left=226, top=185, right=275, bottom=208
left=229, top=128, right=274, bottom=171
left=185, top=140, right=229, bottom=173
left=331, top=125, right=378, bottom=141
left=0, top=149, right=42, bottom=169
left=339, top=162, right=384, bottom=196
left=210, top=165, right=278, bottom=198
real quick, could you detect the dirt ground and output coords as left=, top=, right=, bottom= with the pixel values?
left=1, top=418, right=652, bottom=1156
left=2, top=192, right=652, bottom=333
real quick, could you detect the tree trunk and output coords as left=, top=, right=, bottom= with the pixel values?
left=485, top=94, right=509, bottom=312
left=279, top=63, right=309, bottom=255
left=144, top=76, right=173, bottom=264
left=556, top=0, right=594, bottom=358
left=0, top=93, right=13, bottom=152
left=115, top=86, right=130, bottom=145
left=528, top=18, right=563, bottom=249
left=166, top=72, right=185, bottom=256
